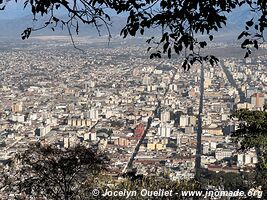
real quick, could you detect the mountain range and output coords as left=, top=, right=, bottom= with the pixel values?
left=0, top=1, right=256, bottom=43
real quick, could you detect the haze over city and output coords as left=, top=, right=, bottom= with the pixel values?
left=0, top=0, right=267, bottom=199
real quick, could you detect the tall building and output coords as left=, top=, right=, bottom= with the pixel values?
left=251, top=93, right=265, bottom=110
left=12, top=102, right=23, bottom=113
left=158, top=123, right=171, bottom=138
left=179, top=115, right=189, bottom=127
left=160, top=110, right=170, bottom=123
left=84, top=132, right=97, bottom=141
left=188, top=116, right=196, bottom=126
left=169, top=84, right=178, bottom=91
left=68, top=117, right=92, bottom=127
left=64, top=136, right=76, bottom=148
left=142, top=75, right=151, bottom=85
left=64, top=137, right=69, bottom=148
left=89, top=109, right=99, bottom=121
left=237, top=149, right=258, bottom=166
left=215, top=148, right=234, bottom=160
left=114, top=137, right=131, bottom=147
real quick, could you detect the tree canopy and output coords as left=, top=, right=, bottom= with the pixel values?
left=231, top=108, right=267, bottom=170
left=1, top=0, right=267, bottom=69
left=1, top=143, right=109, bottom=200
left=230, top=108, right=267, bottom=198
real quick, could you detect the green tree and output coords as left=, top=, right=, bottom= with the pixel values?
left=231, top=109, right=267, bottom=199
left=2, top=143, right=109, bottom=200
left=1, top=0, right=267, bottom=68
left=199, top=170, right=255, bottom=191
left=231, top=109, right=267, bottom=169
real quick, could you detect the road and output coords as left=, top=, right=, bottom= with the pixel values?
left=122, top=64, right=179, bottom=174
left=195, top=61, right=245, bottom=171
left=122, top=117, right=153, bottom=173
left=195, top=64, right=204, bottom=170
left=220, top=61, right=246, bottom=103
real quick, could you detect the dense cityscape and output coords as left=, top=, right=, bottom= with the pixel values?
left=0, top=38, right=266, bottom=198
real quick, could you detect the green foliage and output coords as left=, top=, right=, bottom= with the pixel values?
left=4, top=143, right=109, bottom=200
left=118, top=0, right=266, bottom=65
left=2, top=142, right=267, bottom=199
left=231, top=109, right=267, bottom=149
left=230, top=109, right=267, bottom=198
left=199, top=170, right=254, bottom=191
left=199, top=169, right=267, bottom=199
left=231, top=109, right=267, bottom=170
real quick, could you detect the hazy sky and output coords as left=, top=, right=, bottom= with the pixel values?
left=0, top=0, right=251, bottom=21
left=0, top=0, right=254, bottom=40
left=0, top=0, right=30, bottom=19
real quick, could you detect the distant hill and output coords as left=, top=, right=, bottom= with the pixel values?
left=0, top=2, right=257, bottom=43
left=0, top=15, right=125, bottom=38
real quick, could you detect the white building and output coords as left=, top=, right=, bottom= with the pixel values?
left=89, top=109, right=99, bottom=121
left=180, top=115, right=189, bottom=127
left=158, top=123, right=172, bottom=138
left=237, top=149, right=258, bottom=167
left=215, top=148, right=234, bottom=160
left=160, top=110, right=170, bottom=123
left=84, top=132, right=97, bottom=141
